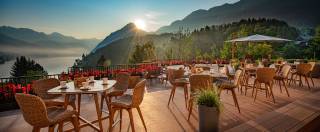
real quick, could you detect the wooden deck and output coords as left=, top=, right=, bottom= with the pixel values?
left=0, top=77, right=319, bottom=132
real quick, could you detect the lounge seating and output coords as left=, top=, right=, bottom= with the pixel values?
left=109, top=79, right=147, bottom=132
left=15, top=93, right=79, bottom=132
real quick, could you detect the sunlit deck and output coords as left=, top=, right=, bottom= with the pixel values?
left=0, top=77, right=319, bottom=132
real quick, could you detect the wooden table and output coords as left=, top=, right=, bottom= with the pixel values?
left=48, top=80, right=116, bottom=132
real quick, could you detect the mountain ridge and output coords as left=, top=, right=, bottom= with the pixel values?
left=157, top=0, right=320, bottom=33
left=91, top=23, right=146, bottom=53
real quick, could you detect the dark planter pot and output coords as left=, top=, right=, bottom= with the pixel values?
left=198, top=105, right=219, bottom=132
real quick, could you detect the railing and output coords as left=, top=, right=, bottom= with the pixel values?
left=0, top=74, right=60, bottom=111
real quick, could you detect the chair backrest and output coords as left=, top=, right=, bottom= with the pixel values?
left=234, top=70, right=243, bottom=86
left=128, top=76, right=141, bottom=89
left=308, top=62, right=316, bottom=71
left=131, top=79, right=146, bottom=107
left=189, top=75, right=213, bottom=93
left=114, top=72, right=130, bottom=90
left=74, top=77, right=88, bottom=88
left=174, top=69, right=185, bottom=79
left=15, top=93, right=50, bottom=127
left=256, top=68, right=276, bottom=83
left=280, top=64, right=291, bottom=78
left=297, top=63, right=312, bottom=75
left=32, top=78, right=60, bottom=99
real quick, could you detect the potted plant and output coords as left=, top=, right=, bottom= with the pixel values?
left=196, top=89, right=222, bottom=132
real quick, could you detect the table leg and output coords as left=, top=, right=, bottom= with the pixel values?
left=64, top=94, right=70, bottom=109
left=93, top=93, right=104, bottom=132
left=77, top=94, right=81, bottom=123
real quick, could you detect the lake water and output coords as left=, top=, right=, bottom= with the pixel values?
left=0, top=57, right=78, bottom=78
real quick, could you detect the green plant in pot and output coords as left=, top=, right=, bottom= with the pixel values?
left=196, top=89, right=222, bottom=132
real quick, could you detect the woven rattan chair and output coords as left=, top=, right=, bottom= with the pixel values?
left=33, top=78, right=76, bottom=110
left=219, top=70, right=242, bottom=113
left=254, top=68, right=276, bottom=103
left=167, top=69, right=189, bottom=108
left=102, top=72, right=130, bottom=111
left=109, top=80, right=147, bottom=132
left=188, top=74, right=213, bottom=120
left=15, top=93, right=79, bottom=132
left=274, top=64, right=291, bottom=97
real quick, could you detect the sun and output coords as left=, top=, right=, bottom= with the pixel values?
left=134, top=19, right=146, bottom=30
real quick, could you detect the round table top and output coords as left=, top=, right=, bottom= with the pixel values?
left=48, top=80, right=116, bottom=94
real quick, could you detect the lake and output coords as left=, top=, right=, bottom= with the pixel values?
left=0, top=57, right=78, bottom=78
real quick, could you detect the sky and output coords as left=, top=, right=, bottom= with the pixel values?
left=0, top=0, right=239, bottom=39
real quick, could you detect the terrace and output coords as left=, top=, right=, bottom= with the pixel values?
left=0, top=61, right=319, bottom=132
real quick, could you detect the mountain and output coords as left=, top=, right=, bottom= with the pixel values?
left=91, top=23, right=146, bottom=53
left=83, top=18, right=299, bottom=66
left=157, top=0, right=320, bottom=33
left=0, top=26, right=101, bottom=59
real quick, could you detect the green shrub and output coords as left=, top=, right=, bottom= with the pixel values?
left=196, top=89, right=222, bottom=111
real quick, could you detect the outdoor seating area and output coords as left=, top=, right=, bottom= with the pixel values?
left=0, top=61, right=319, bottom=132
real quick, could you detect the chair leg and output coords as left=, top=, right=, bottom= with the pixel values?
left=128, top=108, right=135, bottom=132
left=72, top=116, right=79, bottom=132
left=48, top=125, right=55, bottom=132
left=109, top=107, right=115, bottom=132
left=304, top=75, right=311, bottom=90
left=310, top=75, right=315, bottom=87
left=278, top=80, right=282, bottom=93
left=231, top=89, right=240, bottom=113
left=137, top=106, right=147, bottom=131
left=282, top=80, right=290, bottom=97
left=58, top=122, right=63, bottom=132
left=299, top=75, right=302, bottom=86
left=184, top=85, right=188, bottom=108
left=32, top=127, right=40, bottom=132
left=254, top=83, right=258, bottom=102
left=119, top=109, right=123, bottom=131
left=188, top=99, right=193, bottom=120
left=268, top=83, right=276, bottom=103
left=167, top=86, right=176, bottom=106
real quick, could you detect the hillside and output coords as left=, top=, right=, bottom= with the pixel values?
left=82, top=19, right=299, bottom=66
left=91, top=23, right=146, bottom=53
left=157, top=0, right=320, bottom=33
left=0, top=26, right=101, bottom=59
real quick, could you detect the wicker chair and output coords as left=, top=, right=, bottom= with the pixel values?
left=289, top=63, right=313, bottom=90
left=274, top=64, right=291, bottom=97
left=219, top=70, right=242, bottom=113
left=109, top=79, right=147, bottom=132
left=188, top=74, right=213, bottom=120
left=167, top=69, right=189, bottom=108
left=32, top=78, right=76, bottom=110
left=15, top=93, right=79, bottom=132
left=254, top=68, right=276, bottom=103
left=102, top=72, right=130, bottom=111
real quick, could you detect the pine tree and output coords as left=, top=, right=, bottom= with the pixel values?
left=10, top=56, right=47, bottom=77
